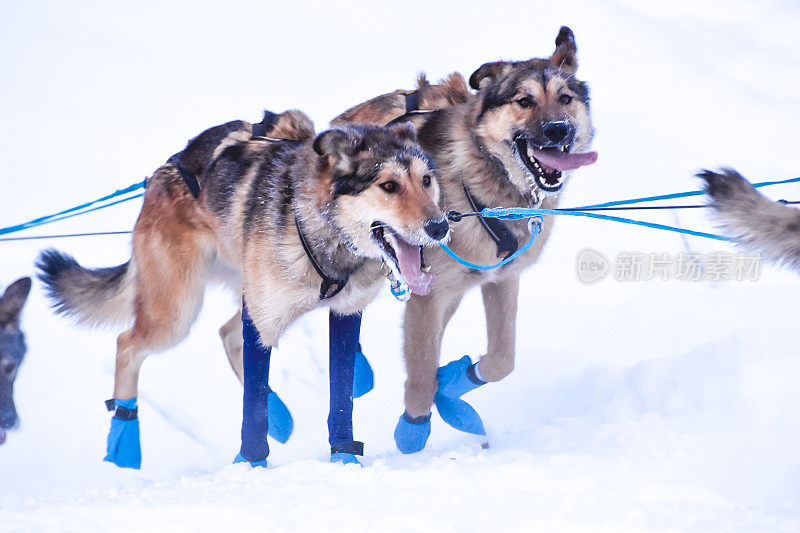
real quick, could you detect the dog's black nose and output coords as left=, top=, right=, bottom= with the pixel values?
left=424, top=218, right=450, bottom=241
left=542, top=121, right=572, bottom=145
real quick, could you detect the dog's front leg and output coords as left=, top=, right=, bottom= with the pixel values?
left=403, top=292, right=454, bottom=417
left=394, top=292, right=455, bottom=453
left=428, top=275, right=520, bottom=439
left=477, top=274, right=520, bottom=382
left=235, top=291, right=309, bottom=466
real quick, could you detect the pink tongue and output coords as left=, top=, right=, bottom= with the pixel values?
left=532, top=148, right=598, bottom=171
left=394, top=238, right=436, bottom=295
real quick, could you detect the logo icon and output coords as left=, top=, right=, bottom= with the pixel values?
left=576, top=248, right=609, bottom=284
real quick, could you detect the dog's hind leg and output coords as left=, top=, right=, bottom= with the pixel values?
left=219, top=309, right=244, bottom=384
left=106, top=207, right=212, bottom=469
left=113, top=223, right=211, bottom=399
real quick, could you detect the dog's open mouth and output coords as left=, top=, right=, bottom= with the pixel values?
left=514, top=137, right=598, bottom=193
left=371, top=222, right=436, bottom=295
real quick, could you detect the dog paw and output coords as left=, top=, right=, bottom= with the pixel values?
left=330, top=452, right=363, bottom=466
left=434, top=393, right=486, bottom=436
left=353, top=346, right=374, bottom=398
left=233, top=452, right=268, bottom=468
left=267, top=391, right=293, bottom=444
left=104, top=398, right=141, bottom=469
left=437, top=355, right=485, bottom=399
left=394, top=412, right=431, bottom=454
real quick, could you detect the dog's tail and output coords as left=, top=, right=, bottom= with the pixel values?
left=36, top=249, right=137, bottom=328
left=699, top=168, right=800, bottom=270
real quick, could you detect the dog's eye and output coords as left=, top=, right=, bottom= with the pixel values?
left=380, top=181, right=398, bottom=193
left=517, top=97, right=534, bottom=109
left=1, top=363, right=15, bottom=377
left=422, top=174, right=432, bottom=187
left=559, top=94, right=573, bottom=105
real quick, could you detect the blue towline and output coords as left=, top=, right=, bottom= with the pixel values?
left=438, top=176, right=800, bottom=271
left=0, top=180, right=146, bottom=236
left=4, top=175, right=800, bottom=271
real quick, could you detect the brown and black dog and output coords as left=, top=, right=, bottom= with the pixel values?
left=334, top=26, right=598, bottom=452
left=38, top=115, right=447, bottom=417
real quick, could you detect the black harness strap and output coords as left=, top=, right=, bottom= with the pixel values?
left=385, top=109, right=437, bottom=127
left=463, top=185, right=519, bottom=259
left=252, top=110, right=279, bottom=138
left=171, top=110, right=280, bottom=200
left=294, top=216, right=348, bottom=300
left=405, top=90, right=420, bottom=113
left=169, top=152, right=201, bottom=199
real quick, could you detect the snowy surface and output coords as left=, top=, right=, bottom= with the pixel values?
left=2, top=1, right=800, bottom=531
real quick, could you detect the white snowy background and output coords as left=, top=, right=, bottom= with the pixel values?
left=2, top=1, right=800, bottom=531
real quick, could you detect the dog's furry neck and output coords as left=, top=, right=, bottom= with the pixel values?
left=293, top=163, right=367, bottom=282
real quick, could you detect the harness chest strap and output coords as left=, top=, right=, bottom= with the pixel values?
left=294, top=216, right=349, bottom=300
left=462, top=185, right=519, bottom=259
left=169, top=152, right=201, bottom=199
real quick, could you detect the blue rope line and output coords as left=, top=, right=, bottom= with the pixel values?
left=440, top=177, right=800, bottom=271
left=480, top=207, right=731, bottom=241
left=439, top=217, right=543, bottom=270
left=0, top=180, right=146, bottom=236
left=574, top=176, right=800, bottom=210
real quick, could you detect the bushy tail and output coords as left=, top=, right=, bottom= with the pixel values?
left=36, top=249, right=137, bottom=328
left=699, top=168, right=800, bottom=271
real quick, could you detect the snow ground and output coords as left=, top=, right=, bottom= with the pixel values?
left=1, top=1, right=800, bottom=531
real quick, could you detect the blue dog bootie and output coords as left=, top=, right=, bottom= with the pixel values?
left=104, top=398, right=141, bottom=469
left=394, top=412, right=432, bottom=454
left=267, top=390, right=293, bottom=444
left=329, top=441, right=364, bottom=466
left=434, top=356, right=487, bottom=435
left=233, top=452, right=268, bottom=468
left=352, top=344, right=374, bottom=398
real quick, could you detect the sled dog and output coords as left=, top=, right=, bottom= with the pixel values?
left=0, top=277, right=32, bottom=446
left=701, top=168, right=800, bottom=270
left=37, top=116, right=448, bottom=405
left=334, top=26, right=598, bottom=449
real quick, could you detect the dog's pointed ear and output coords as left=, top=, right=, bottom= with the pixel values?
left=0, top=277, right=32, bottom=324
left=469, top=61, right=514, bottom=90
left=388, top=121, right=417, bottom=143
left=549, top=26, right=578, bottom=75
left=313, top=129, right=357, bottom=173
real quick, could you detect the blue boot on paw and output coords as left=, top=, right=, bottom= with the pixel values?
left=353, top=345, right=374, bottom=398
left=434, top=393, right=486, bottom=435
left=394, top=412, right=432, bottom=454
left=267, top=390, right=293, bottom=444
left=330, top=452, right=363, bottom=466
left=437, top=355, right=485, bottom=398
left=104, top=398, right=141, bottom=470
left=233, top=452, right=268, bottom=468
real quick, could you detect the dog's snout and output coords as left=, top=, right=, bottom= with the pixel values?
left=424, top=218, right=449, bottom=241
left=542, top=121, right=572, bottom=145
